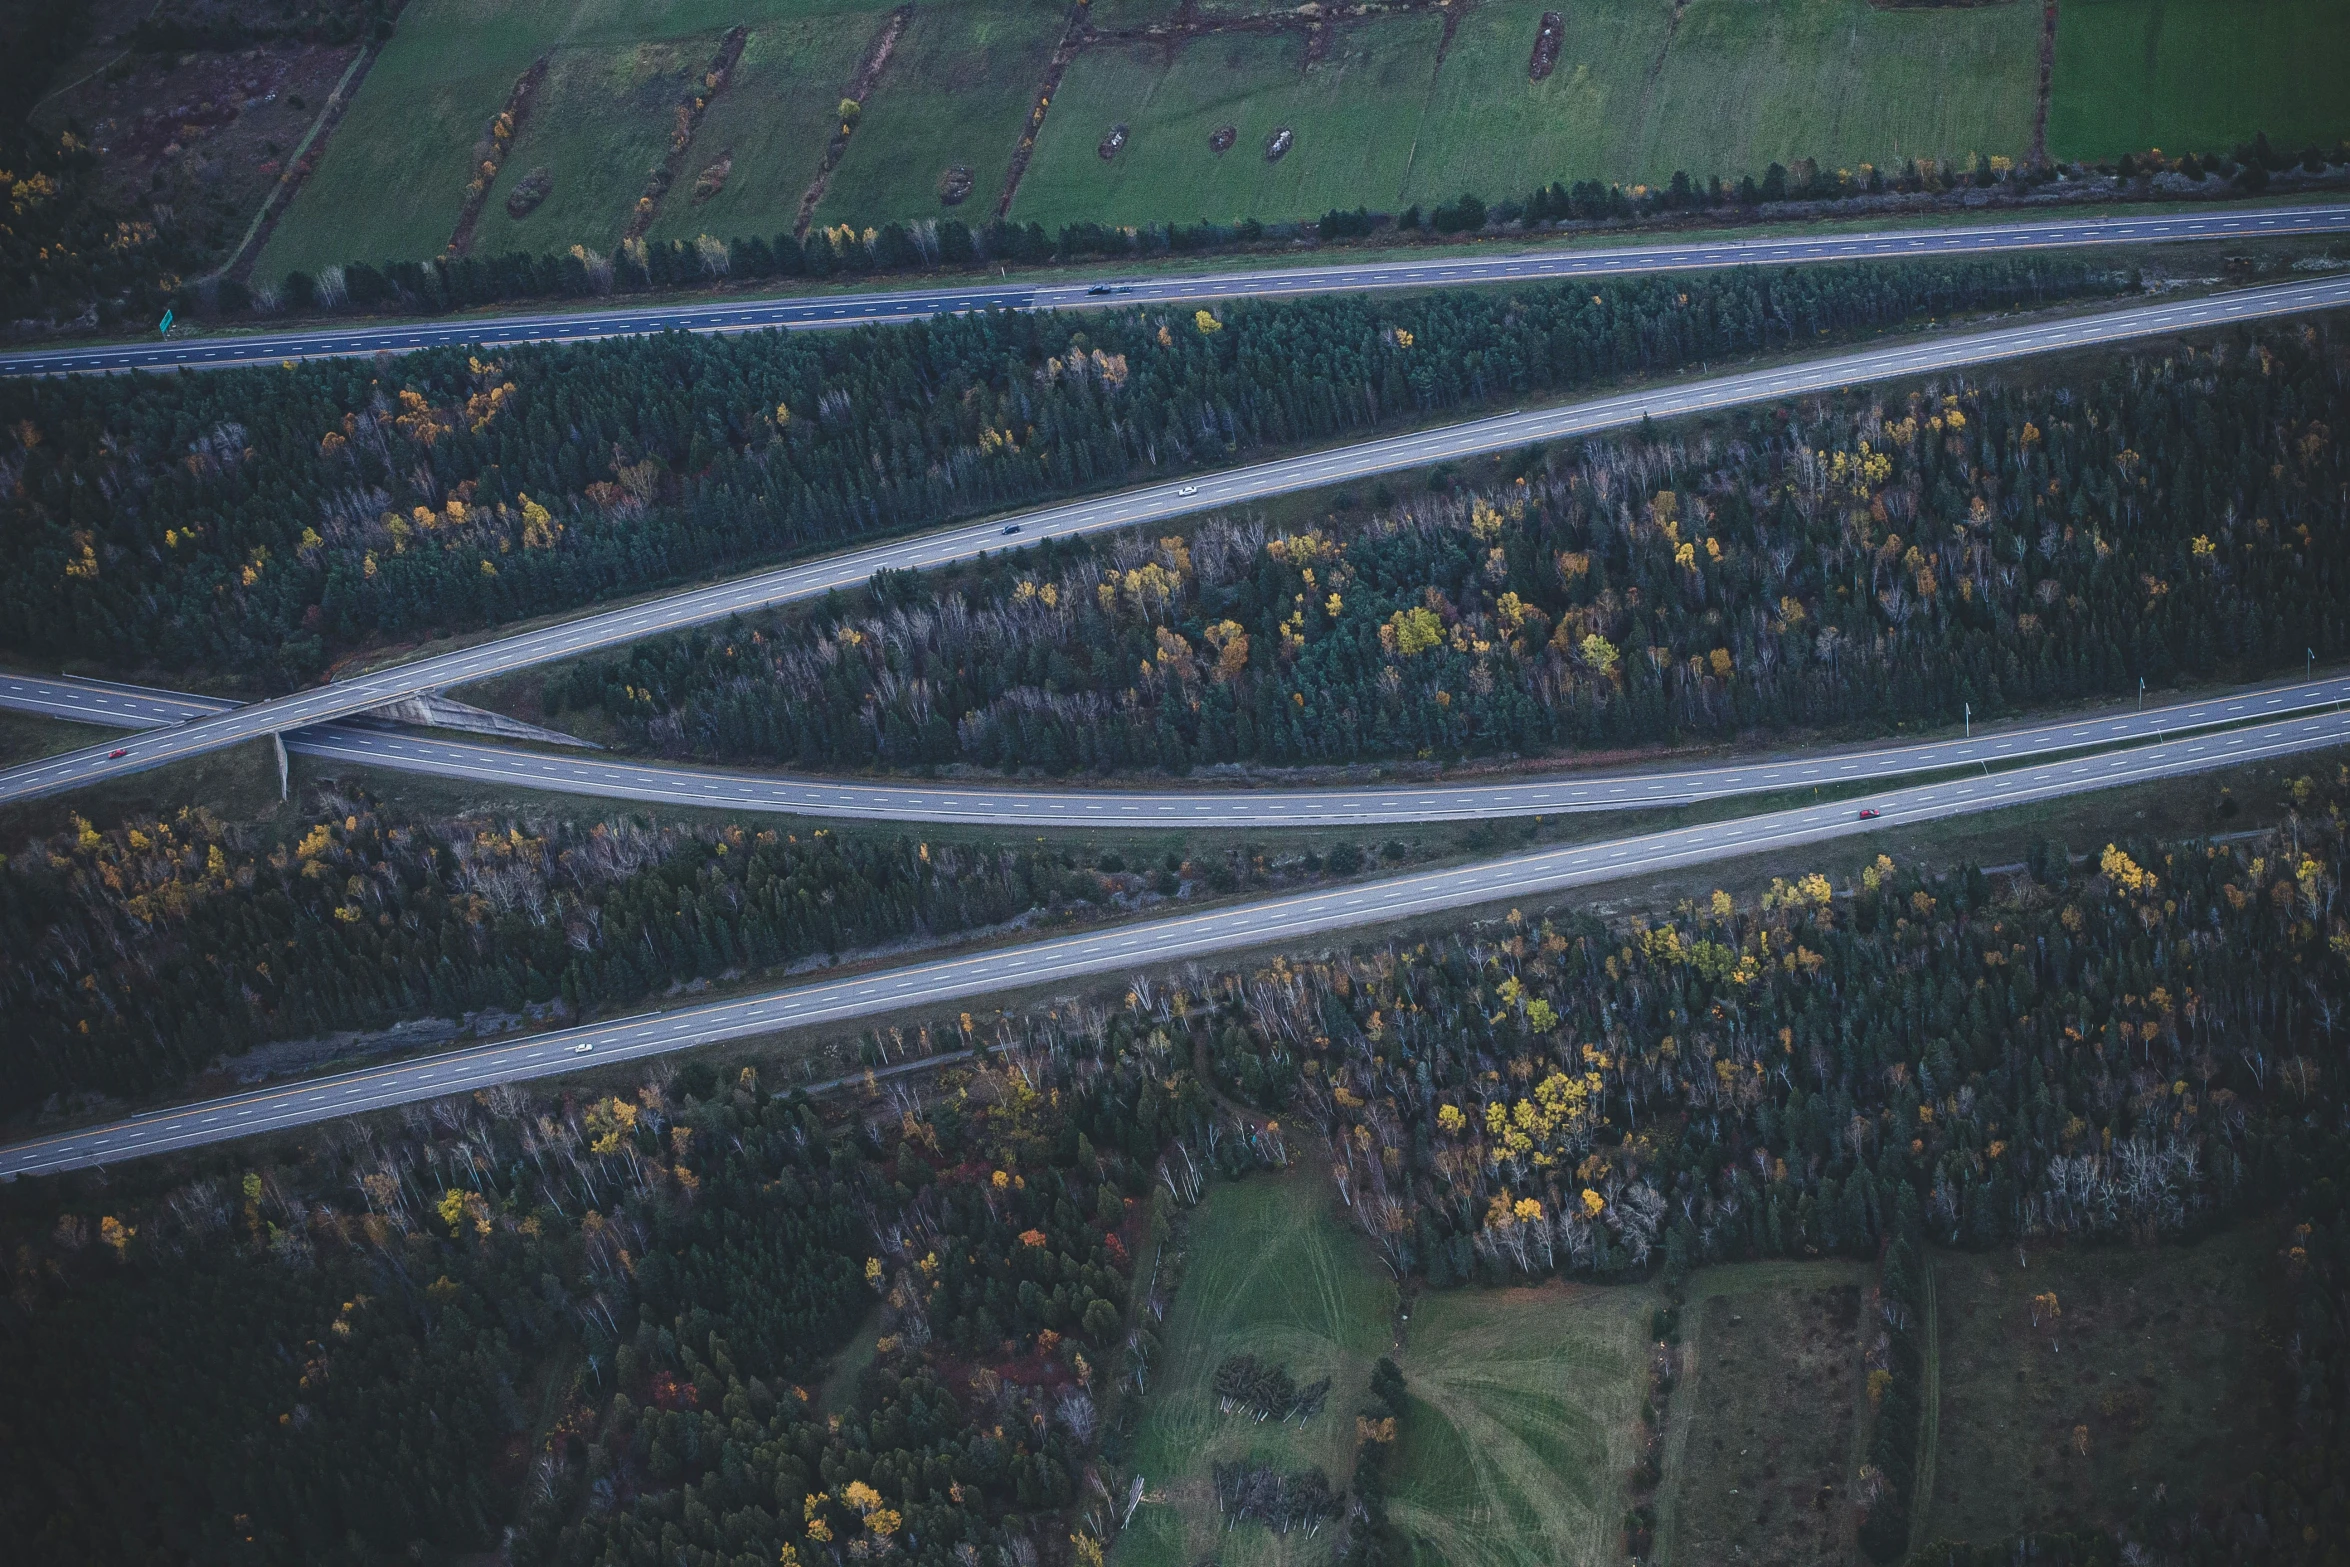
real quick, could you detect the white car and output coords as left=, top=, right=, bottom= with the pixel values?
left=1176, top=485, right=1198, bottom=497
left=572, top=1042, right=595, bottom=1055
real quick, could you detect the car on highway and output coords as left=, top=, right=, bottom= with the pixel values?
left=1001, top=523, right=1021, bottom=535
left=106, top=748, right=128, bottom=759
left=1857, top=808, right=1882, bottom=820
left=1176, top=485, right=1198, bottom=497
left=573, top=1042, right=595, bottom=1054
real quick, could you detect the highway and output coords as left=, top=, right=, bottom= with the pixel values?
left=7, top=666, right=2348, bottom=825
left=8, top=273, right=2350, bottom=811
left=6, top=701, right=2346, bottom=1176
left=2, top=202, right=2344, bottom=377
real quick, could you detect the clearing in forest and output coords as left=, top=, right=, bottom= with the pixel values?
left=1111, top=1171, right=1395, bottom=1567
left=1918, top=1227, right=2283, bottom=1543
left=1388, top=1279, right=1657, bottom=1567
left=1649, top=1260, right=1874, bottom=1567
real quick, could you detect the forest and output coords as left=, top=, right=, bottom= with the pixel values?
left=543, top=325, right=2350, bottom=776
left=0, top=1028, right=1226, bottom=1567
left=5, top=765, right=2347, bottom=1566
left=0, top=254, right=2125, bottom=687
left=0, top=783, right=1401, bottom=1122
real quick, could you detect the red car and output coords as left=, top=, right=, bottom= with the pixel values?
left=1856, top=807, right=1881, bottom=820
left=106, top=748, right=128, bottom=759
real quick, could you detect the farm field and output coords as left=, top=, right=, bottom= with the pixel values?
left=1388, top=1280, right=1658, bottom=1567
left=473, top=37, right=707, bottom=258
left=260, top=0, right=890, bottom=277
left=1649, top=1260, right=1873, bottom=1567
left=811, top=0, right=1070, bottom=230
left=643, top=19, right=879, bottom=245
left=1916, top=1229, right=2284, bottom=1543
left=1110, top=1171, right=1395, bottom=1567
left=255, top=0, right=2350, bottom=278
left=1620, top=0, right=2043, bottom=184
left=254, top=0, right=582, bottom=278
left=2047, top=0, right=2350, bottom=163
left=1017, top=0, right=2042, bottom=230
left=1010, top=18, right=1444, bottom=232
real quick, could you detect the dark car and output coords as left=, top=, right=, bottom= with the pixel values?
left=1002, top=523, right=1022, bottom=535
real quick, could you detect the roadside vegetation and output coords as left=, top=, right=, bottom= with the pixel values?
left=539, top=325, right=2350, bottom=778
left=0, top=253, right=2121, bottom=688
left=0, top=780, right=1445, bottom=1122
left=8, top=759, right=2349, bottom=1565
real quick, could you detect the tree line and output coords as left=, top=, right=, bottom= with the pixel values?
left=1, top=253, right=2127, bottom=688
left=546, top=327, right=2349, bottom=777
left=161, top=137, right=2344, bottom=324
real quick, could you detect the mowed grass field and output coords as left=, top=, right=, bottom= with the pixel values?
left=811, top=0, right=1070, bottom=230
left=1650, top=1260, right=1873, bottom=1567
left=1111, top=1171, right=1395, bottom=1567
left=1917, top=1229, right=2283, bottom=1543
left=2048, top=0, right=2350, bottom=162
left=1388, top=1280, right=1658, bottom=1567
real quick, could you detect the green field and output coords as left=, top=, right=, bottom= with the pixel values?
left=1623, top=0, right=2042, bottom=181
left=260, top=0, right=889, bottom=279
left=1917, top=1229, right=2281, bottom=1543
left=1013, top=0, right=2042, bottom=228
left=476, top=36, right=709, bottom=257
left=1111, top=1172, right=1396, bottom=1567
left=645, top=19, right=877, bottom=245
left=812, top=0, right=1069, bottom=230
left=1650, top=1261, right=1873, bottom=1567
left=1011, top=18, right=1444, bottom=231
left=1389, top=1281, right=1658, bottom=1567
left=257, top=0, right=579, bottom=277
left=2048, top=0, right=2350, bottom=162
left=261, top=0, right=2350, bottom=276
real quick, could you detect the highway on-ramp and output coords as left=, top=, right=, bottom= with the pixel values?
left=7, top=273, right=2349, bottom=811
left=6, top=702, right=2347, bottom=1177
left=6, top=667, right=2347, bottom=825
left=3, top=202, right=2344, bottom=377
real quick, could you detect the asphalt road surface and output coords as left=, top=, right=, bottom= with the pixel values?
left=7, top=702, right=2348, bottom=1177
left=3, top=203, right=2344, bottom=377
left=8, top=274, right=2349, bottom=811
left=6, top=667, right=2347, bottom=825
